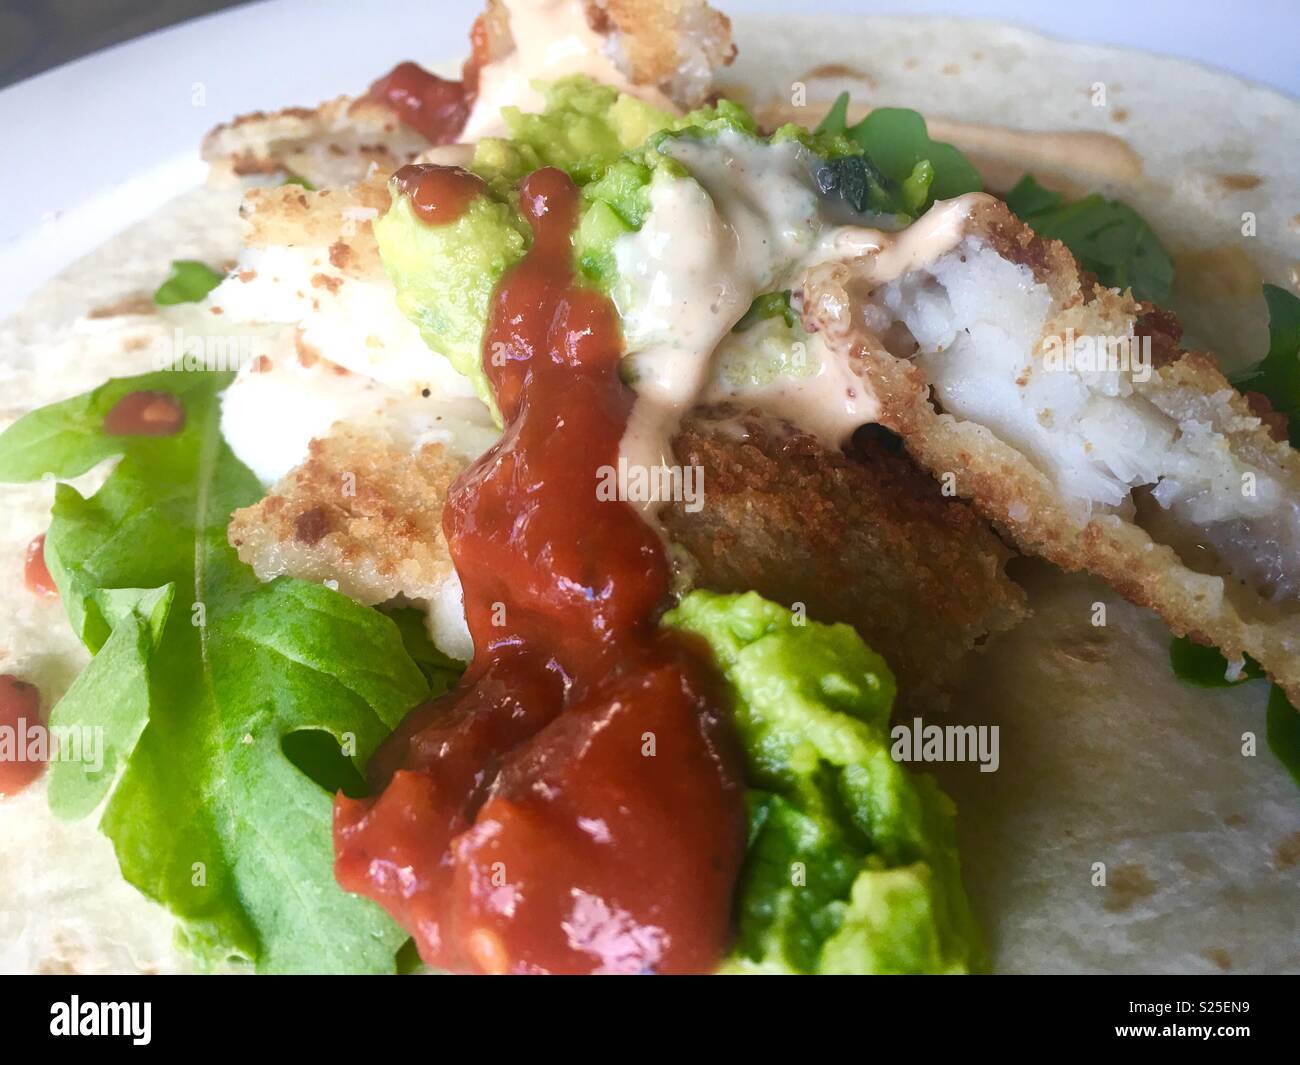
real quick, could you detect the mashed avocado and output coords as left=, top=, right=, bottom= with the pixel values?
left=713, top=297, right=817, bottom=390
left=373, top=190, right=527, bottom=417
left=374, top=76, right=914, bottom=416
left=664, top=591, right=983, bottom=974
left=473, top=77, right=673, bottom=190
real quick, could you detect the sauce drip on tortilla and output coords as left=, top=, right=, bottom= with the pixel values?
left=24, top=534, right=57, bottom=599
left=0, top=675, right=46, bottom=797
left=367, top=61, right=472, bottom=145
left=103, top=391, right=185, bottom=437
left=392, top=163, right=486, bottom=226
left=334, top=167, right=746, bottom=975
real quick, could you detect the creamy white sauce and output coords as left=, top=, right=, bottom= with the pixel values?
left=705, top=327, right=877, bottom=446
left=803, top=192, right=991, bottom=287
left=612, top=137, right=991, bottom=513
left=463, top=0, right=676, bottom=140
left=613, top=132, right=823, bottom=511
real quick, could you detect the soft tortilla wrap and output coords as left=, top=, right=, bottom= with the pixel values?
left=1, top=15, right=1296, bottom=974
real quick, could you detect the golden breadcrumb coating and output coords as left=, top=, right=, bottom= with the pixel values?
left=237, top=176, right=389, bottom=281
left=662, top=409, right=1028, bottom=710
left=228, top=423, right=465, bottom=605
left=802, top=195, right=1300, bottom=703
left=202, top=96, right=429, bottom=188
left=202, top=0, right=734, bottom=185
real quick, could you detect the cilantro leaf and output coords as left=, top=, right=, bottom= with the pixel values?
left=1168, top=637, right=1298, bottom=788
left=1233, top=284, right=1300, bottom=447
left=154, top=259, right=224, bottom=305
left=845, top=107, right=982, bottom=205
left=0, top=369, right=426, bottom=972
left=811, top=95, right=980, bottom=219
left=1005, top=174, right=1174, bottom=304
left=1168, top=635, right=1266, bottom=687
left=1266, top=685, right=1300, bottom=787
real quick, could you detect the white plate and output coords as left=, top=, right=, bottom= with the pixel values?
left=0, top=0, right=1295, bottom=319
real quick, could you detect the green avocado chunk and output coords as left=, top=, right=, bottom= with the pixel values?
left=664, top=590, right=983, bottom=975
left=373, top=191, right=528, bottom=419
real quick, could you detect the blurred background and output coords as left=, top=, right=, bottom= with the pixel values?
left=0, top=0, right=253, bottom=88
left=1, top=0, right=1296, bottom=96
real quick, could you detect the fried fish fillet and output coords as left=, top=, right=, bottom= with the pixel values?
left=663, top=408, right=1028, bottom=710
left=228, top=422, right=464, bottom=606
left=231, top=406, right=1027, bottom=707
left=799, top=193, right=1300, bottom=703
left=202, top=0, right=735, bottom=186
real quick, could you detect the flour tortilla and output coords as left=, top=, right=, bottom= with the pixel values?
left=1, top=15, right=1296, bottom=974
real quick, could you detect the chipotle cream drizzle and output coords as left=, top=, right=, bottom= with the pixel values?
left=759, top=101, right=1145, bottom=186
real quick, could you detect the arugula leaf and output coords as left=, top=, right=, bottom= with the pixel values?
left=1002, top=173, right=1061, bottom=218
left=386, top=606, right=464, bottom=694
left=154, top=260, right=224, bottom=305
left=1168, top=637, right=1299, bottom=787
left=1233, top=284, right=1300, bottom=447
left=282, top=174, right=316, bottom=190
left=0, top=369, right=426, bottom=972
left=1005, top=174, right=1174, bottom=304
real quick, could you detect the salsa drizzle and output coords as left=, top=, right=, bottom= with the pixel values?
left=334, top=166, right=746, bottom=975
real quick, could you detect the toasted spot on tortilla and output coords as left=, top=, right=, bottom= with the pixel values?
left=1173, top=246, right=1263, bottom=301
left=87, top=294, right=155, bottom=319
left=1217, top=172, right=1263, bottom=191
left=1105, top=864, right=1156, bottom=912
left=1203, top=947, right=1232, bottom=970
left=801, top=62, right=873, bottom=85
left=1275, top=830, right=1300, bottom=870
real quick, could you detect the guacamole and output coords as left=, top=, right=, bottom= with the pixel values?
left=665, top=591, right=983, bottom=974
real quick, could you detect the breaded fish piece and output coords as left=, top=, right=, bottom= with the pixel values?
left=662, top=408, right=1029, bottom=710
left=228, top=422, right=465, bottom=606
left=202, top=95, right=430, bottom=187
left=799, top=193, right=1300, bottom=702
left=234, top=405, right=1026, bottom=707
left=202, top=0, right=735, bottom=186
left=236, top=177, right=389, bottom=280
